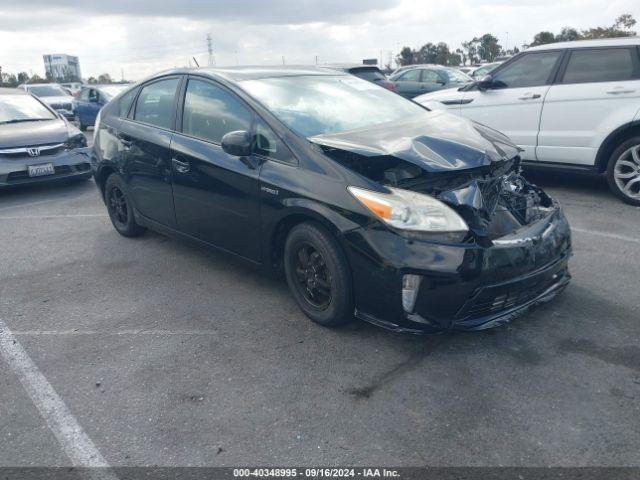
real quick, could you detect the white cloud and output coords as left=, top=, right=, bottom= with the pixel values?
left=0, top=0, right=638, bottom=80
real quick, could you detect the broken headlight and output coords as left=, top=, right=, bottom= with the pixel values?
left=348, top=186, right=468, bottom=240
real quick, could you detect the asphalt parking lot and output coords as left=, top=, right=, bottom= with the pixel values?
left=1, top=131, right=639, bottom=467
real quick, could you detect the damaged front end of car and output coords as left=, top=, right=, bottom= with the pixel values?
left=310, top=113, right=572, bottom=332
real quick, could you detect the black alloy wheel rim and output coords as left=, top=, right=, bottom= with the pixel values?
left=108, top=186, right=128, bottom=226
left=294, top=243, right=332, bottom=310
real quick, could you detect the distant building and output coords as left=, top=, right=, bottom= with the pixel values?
left=43, top=54, right=81, bottom=82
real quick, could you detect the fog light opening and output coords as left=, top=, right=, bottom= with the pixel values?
left=402, top=274, right=422, bottom=313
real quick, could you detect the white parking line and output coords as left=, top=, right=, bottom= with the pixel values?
left=572, top=227, right=640, bottom=245
left=0, top=317, right=115, bottom=472
left=11, top=330, right=220, bottom=336
left=0, top=214, right=107, bottom=220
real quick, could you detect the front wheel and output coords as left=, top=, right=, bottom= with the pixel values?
left=606, top=137, right=640, bottom=206
left=284, top=222, right=354, bottom=327
left=104, top=174, right=146, bottom=237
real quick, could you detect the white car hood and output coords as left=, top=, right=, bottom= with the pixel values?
left=42, top=96, right=74, bottom=105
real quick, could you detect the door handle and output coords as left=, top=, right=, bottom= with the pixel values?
left=606, top=88, right=635, bottom=95
left=518, top=93, right=541, bottom=100
left=172, top=157, right=190, bottom=174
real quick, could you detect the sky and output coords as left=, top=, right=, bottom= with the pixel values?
left=0, top=0, right=639, bottom=81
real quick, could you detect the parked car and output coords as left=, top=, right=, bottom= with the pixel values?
left=20, top=83, right=75, bottom=121
left=0, top=88, right=90, bottom=187
left=325, top=64, right=396, bottom=91
left=74, top=84, right=129, bottom=131
left=92, top=67, right=571, bottom=333
left=414, top=37, right=640, bottom=205
left=470, top=61, right=502, bottom=78
left=60, top=82, right=83, bottom=97
left=389, top=65, right=473, bottom=98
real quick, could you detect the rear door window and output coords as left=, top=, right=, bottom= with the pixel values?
left=133, top=78, right=180, bottom=129
left=398, top=69, right=421, bottom=82
left=561, top=48, right=639, bottom=84
left=421, top=70, right=441, bottom=83
left=118, top=88, right=138, bottom=118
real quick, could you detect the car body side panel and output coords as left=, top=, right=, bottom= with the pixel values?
left=457, top=86, right=552, bottom=161
left=170, top=133, right=263, bottom=262
left=537, top=80, right=640, bottom=165
left=118, top=119, right=177, bottom=228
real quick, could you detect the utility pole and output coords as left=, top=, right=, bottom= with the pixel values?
left=282, top=56, right=285, bottom=65
left=206, top=33, right=214, bottom=66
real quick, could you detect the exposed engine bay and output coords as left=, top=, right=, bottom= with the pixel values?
left=319, top=147, right=556, bottom=242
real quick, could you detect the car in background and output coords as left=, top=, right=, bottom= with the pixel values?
left=389, top=65, right=472, bottom=98
left=74, top=84, right=129, bottom=131
left=20, top=83, right=75, bottom=121
left=0, top=88, right=90, bottom=188
left=60, top=82, right=83, bottom=97
left=470, top=62, right=502, bottom=78
left=413, top=37, right=640, bottom=205
left=92, top=66, right=571, bottom=333
left=324, top=65, right=396, bottom=91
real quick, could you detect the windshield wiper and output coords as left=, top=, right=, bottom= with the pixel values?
left=0, top=118, right=53, bottom=125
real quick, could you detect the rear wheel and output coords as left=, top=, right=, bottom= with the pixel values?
left=606, top=137, right=640, bottom=206
left=104, top=174, right=146, bottom=237
left=284, top=222, right=353, bottom=327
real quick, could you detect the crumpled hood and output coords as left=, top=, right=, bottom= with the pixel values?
left=309, top=110, right=520, bottom=172
left=0, top=120, right=70, bottom=148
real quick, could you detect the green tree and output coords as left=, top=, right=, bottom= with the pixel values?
left=396, top=47, right=415, bottom=66
left=461, top=38, right=480, bottom=65
left=556, top=27, right=580, bottom=42
left=531, top=31, right=556, bottom=46
left=614, top=13, right=636, bottom=31
left=1, top=73, right=18, bottom=87
left=87, top=77, right=98, bottom=84
left=97, top=73, right=112, bottom=84
left=478, top=34, right=501, bottom=62
left=17, top=72, right=29, bottom=84
left=29, top=74, right=45, bottom=84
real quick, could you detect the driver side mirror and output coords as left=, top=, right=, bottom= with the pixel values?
left=221, top=130, right=252, bottom=157
left=477, top=74, right=493, bottom=91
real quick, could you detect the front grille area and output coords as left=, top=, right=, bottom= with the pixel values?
left=0, top=143, right=66, bottom=159
left=456, top=257, right=569, bottom=320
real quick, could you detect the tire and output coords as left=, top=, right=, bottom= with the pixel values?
left=74, top=114, right=87, bottom=131
left=606, top=136, right=640, bottom=206
left=284, top=222, right=354, bottom=327
left=104, top=174, right=146, bottom=237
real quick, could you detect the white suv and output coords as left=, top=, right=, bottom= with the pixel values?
left=414, top=38, right=640, bottom=205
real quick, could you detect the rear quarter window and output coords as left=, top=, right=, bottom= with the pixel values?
left=117, top=88, right=138, bottom=118
left=561, top=47, right=640, bottom=84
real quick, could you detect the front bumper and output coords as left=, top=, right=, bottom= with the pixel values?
left=343, top=207, right=572, bottom=333
left=0, top=147, right=92, bottom=187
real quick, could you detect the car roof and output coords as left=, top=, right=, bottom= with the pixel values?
left=323, top=64, right=382, bottom=72
left=154, top=66, right=345, bottom=83
left=394, top=64, right=452, bottom=71
left=527, top=36, right=640, bottom=51
left=0, top=87, right=28, bottom=96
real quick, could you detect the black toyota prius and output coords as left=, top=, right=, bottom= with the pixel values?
left=92, top=66, right=571, bottom=333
